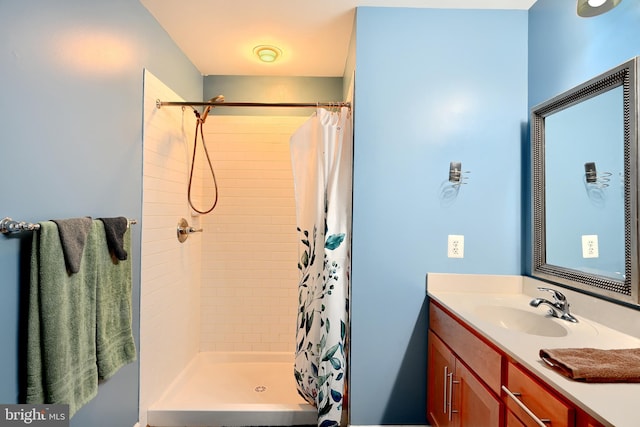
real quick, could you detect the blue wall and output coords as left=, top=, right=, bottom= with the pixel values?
left=526, top=0, right=640, bottom=275
left=351, top=7, right=527, bottom=424
left=202, top=75, right=343, bottom=116
left=529, top=0, right=640, bottom=109
left=0, top=1, right=202, bottom=426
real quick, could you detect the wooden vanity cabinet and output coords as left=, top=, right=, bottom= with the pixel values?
left=428, top=304, right=502, bottom=427
left=428, top=301, right=608, bottom=427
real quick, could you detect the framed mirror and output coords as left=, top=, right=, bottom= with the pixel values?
left=531, top=57, right=639, bottom=306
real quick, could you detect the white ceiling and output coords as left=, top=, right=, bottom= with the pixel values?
left=140, top=0, right=538, bottom=77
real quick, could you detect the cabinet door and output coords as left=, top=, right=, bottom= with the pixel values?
left=428, top=330, right=456, bottom=427
left=456, top=360, right=501, bottom=427
left=428, top=330, right=501, bottom=427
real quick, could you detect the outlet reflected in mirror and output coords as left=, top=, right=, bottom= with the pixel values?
left=544, top=85, right=625, bottom=280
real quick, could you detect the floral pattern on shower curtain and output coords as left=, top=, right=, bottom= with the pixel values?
left=291, top=107, right=352, bottom=427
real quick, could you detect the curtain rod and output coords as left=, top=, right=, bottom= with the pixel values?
left=156, top=99, right=351, bottom=110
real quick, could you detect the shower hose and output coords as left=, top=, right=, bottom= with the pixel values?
left=188, top=109, right=219, bottom=214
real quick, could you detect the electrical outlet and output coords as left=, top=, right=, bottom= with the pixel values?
left=448, top=235, right=464, bottom=258
left=582, top=234, right=599, bottom=258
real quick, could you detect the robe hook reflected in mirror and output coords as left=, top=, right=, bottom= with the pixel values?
left=584, top=161, right=611, bottom=188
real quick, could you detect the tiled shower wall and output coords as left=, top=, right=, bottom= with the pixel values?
left=139, top=70, right=203, bottom=427
left=199, top=115, right=308, bottom=352
left=140, top=72, right=310, bottom=422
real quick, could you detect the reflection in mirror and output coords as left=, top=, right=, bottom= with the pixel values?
left=544, top=86, right=625, bottom=280
left=531, top=57, right=639, bottom=306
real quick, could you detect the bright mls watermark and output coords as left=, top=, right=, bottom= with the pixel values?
left=0, top=405, right=68, bottom=426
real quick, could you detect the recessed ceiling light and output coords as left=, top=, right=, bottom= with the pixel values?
left=253, top=45, right=282, bottom=63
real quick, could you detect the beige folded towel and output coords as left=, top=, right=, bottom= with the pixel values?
left=540, top=348, right=640, bottom=383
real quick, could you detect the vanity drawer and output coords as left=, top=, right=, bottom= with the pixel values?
left=504, top=362, right=573, bottom=427
left=506, top=409, right=527, bottom=427
left=430, top=302, right=502, bottom=394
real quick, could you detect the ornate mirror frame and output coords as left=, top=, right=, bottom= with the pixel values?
left=531, top=57, right=639, bottom=306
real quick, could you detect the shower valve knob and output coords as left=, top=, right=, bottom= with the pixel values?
left=181, top=226, right=203, bottom=234
left=177, top=218, right=203, bottom=243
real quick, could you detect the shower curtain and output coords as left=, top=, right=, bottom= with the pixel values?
left=291, top=107, right=352, bottom=427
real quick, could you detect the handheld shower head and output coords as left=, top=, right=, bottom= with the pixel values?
left=200, top=95, right=225, bottom=123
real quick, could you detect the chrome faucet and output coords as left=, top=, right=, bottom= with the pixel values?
left=529, top=287, right=578, bottom=323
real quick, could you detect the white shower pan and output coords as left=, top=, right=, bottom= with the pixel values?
left=147, top=351, right=317, bottom=427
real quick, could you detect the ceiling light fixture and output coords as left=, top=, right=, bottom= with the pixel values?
left=253, top=45, right=282, bottom=63
left=577, top=0, right=622, bottom=17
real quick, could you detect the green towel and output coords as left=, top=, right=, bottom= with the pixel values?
left=26, top=221, right=99, bottom=417
left=95, top=221, right=136, bottom=380
left=26, top=220, right=137, bottom=417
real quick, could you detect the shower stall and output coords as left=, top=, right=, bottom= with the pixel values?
left=139, top=70, right=351, bottom=427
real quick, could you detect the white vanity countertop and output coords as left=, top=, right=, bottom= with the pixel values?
left=426, top=273, right=640, bottom=427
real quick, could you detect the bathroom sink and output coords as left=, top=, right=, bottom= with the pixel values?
left=473, top=305, right=568, bottom=337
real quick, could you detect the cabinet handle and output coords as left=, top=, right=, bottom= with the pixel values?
left=443, top=366, right=449, bottom=414
left=502, top=385, right=551, bottom=426
left=447, top=372, right=460, bottom=421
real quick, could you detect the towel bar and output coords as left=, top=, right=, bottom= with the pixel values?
left=1, top=217, right=138, bottom=234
